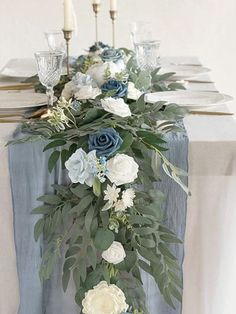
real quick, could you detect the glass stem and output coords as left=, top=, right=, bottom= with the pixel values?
left=46, top=87, right=54, bottom=107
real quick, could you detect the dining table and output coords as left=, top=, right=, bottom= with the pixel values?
left=0, top=56, right=236, bottom=314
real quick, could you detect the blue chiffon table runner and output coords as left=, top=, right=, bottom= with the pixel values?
left=8, top=129, right=188, bottom=314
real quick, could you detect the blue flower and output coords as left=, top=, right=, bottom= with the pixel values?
left=101, top=48, right=123, bottom=63
left=89, top=42, right=110, bottom=53
left=101, top=79, right=128, bottom=98
left=65, top=148, right=97, bottom=186
left=71, top=100, right=81, bottom=111
left=88, top=128, right=123, bottom=157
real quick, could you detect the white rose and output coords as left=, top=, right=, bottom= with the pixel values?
left=102, top=241, right=126, bottom=264
left=82, top=281, right=129, bottom=314
left=101, top=97, right=131, bottom=118
left=75, top=86, right=101, bottom=100
left=107, top=154, right=139, bottom=186
left=61, top=81, right=74, bottom=100
left=127, top=82, right=143, bottom=100
left=86, top=61, right=123, bottom=87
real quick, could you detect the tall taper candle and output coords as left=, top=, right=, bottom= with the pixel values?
left=110, top=0, right=117, bottom=11
left=64, top=0, right=74, bottom=31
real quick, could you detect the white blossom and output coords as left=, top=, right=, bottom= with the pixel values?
left=82, top=281, right=129, bottom=314
left=101, top=97, right=131, bottom=118
left=102, top=241, right=126, bottom=264
left=107, top=154, right=139, bottom=186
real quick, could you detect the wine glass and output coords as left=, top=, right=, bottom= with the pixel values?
left=44, top=30, right=66, bottom=53
left=130, top=22, right=161, bottom=72
left=34, top=51, right=64, bottom=107
left=130, top=21, right=153, bottom=46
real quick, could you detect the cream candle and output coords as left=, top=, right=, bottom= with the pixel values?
left=92, top=0, right=101, bottom=4
left=110, top=0, right=117, bottom=11
left=63, top=0, right=74, bottom=31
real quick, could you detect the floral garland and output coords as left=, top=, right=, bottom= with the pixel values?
left=14, top=43, right=188, bottom=314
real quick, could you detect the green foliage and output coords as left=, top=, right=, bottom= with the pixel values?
left=12, top=47, right=190, bottom=314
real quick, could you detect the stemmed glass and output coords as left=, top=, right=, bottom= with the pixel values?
left=34, top=51, right=64, bottom=107
left=44, top=30, right=66, bottom=53
left=130, top=22, right=161, bottom=72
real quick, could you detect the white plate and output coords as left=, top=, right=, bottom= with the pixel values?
left=159, top=56, right=202, bottom=67
left=0, top=91, right=48, bottom=111
left=159, top=65, right=210, bottom=80
left=0, top=58, right=37, bottom=78
left=145, top=91, right=234, bottom=109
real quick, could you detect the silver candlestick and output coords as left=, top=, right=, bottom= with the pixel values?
left=62, top=29, right=73, bottom=76
left=109, top=10, right=117, bottom=48
left=92, top=3, right=101, bottom=45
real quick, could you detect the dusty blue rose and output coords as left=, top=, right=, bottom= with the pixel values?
left=101, top=79, right=128, bottom=98
left=88, top=128, right=123, bottom=157
left=101, top=48, right=123, bottom=63
left=89, top=42, right=110, bottom=52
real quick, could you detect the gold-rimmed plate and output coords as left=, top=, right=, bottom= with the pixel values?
left=0, top=91, right=48, bottom=112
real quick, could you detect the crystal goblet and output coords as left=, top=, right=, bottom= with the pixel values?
left=45, top=30, right=66, bottom=53
left=34, top=51, right=64, bottom=107
left=130, top=21, right=161, bottom=72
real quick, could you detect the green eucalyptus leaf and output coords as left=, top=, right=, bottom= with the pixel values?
left=34, top=218, right=45, bottom=241
left=94, top=228, right=115, bottom=251
left=139, top=238, right=156, bottom=248
left=118, top=132, right=134, bottom=153
left=87, top=245, right=97, bottom=270
left=63, top=257, right=76, bottom=272
left=159, top=243, right=177, bottom=260
left=169, top=283, right=182, bottom=302
left=85, top=206, right=95, bottom=233
left=168, top=270, right=183, bottom=289
left=37, top=194, right=61, bottom=205
left=135, top=71, right=152, bottom=91
left=163, top=286, right=176, bottom=309
left=31, top=205, right=52, bottom=215
left=73, top=267, right=81, bottom=291
left=93, top=177, right=101, bottom=197
left=138, top=259, right=152, bottom=275
left=65, top=246, right=80, bottom=258
left=75, top=288, right=86, bottom=306
left=71, top=194, right=94, bottom=215
left=160, top=233, right=182, bottom=244
left=43, top=140, right=66, bottom=152
left=128, top=215, right=152, bottom=226
left=62, top=270, right=71, bottom=292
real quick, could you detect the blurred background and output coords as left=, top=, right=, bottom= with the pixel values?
left=0, top=0, right=235, bottom=97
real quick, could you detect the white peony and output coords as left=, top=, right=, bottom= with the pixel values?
left=101, top=97, right=131, bottom=118
left=82, top=281, right=129, bottom=314
left=75, top=86, right=101, bottom=100
left=107, top=154, right=139, bottom=186
left=102, top=241, right=126, bottom=264
left=86, top=61, right=123, bottom=87
left=127, top=82, right=143, bottom=100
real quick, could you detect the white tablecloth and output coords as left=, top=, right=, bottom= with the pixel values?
left=1, top=57, right=236, bottom=314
